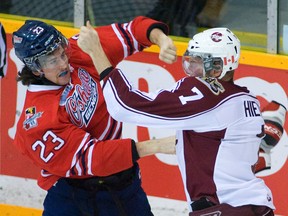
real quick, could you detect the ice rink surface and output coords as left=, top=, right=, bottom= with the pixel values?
left=0, top=174, right=189, bottom=215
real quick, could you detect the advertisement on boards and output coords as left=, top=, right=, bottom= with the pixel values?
left=1, top=34, right=287, bottom=215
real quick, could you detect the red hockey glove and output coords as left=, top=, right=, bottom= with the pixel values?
left=261, top=100, right=286, bottom=152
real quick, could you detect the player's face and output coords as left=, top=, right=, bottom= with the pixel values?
left=38, top=46, right=71, bottom=85
left=182, top=55, right=204, bottom=77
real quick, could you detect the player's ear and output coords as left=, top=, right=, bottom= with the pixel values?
left=32, top=70, right=44, bottom=77
left=212, top=69, right=222, bottom=78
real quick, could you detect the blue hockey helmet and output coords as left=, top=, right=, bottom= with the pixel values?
left=12, top=20, right=68, bottom=71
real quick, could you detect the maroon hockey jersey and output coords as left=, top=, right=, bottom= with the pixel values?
left=102, top=68, right=275, bottom=211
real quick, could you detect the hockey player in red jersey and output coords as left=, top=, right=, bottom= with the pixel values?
left=78, top=25, right=275, bottom=215
left=12, top=17, right=176, bottom=216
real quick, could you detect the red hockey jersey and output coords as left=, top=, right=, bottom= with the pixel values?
left=13, top=16, right=168, bottom=190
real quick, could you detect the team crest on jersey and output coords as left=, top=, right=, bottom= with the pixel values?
left=66, top=68, right=98, bottom=127
left=197, top=77, right=225, bottom=95
left=23, top=106, right=43, bottom=130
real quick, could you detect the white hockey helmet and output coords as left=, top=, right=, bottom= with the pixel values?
left=182, top=28, right=241, bottom=79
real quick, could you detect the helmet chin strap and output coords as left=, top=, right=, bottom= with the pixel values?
left=203, top=58, right=214, bottom=77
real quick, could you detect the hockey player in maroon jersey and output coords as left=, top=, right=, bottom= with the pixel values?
left=78, top=25, right=275, bottom=215
left=12, top=17, right=176, bottom=216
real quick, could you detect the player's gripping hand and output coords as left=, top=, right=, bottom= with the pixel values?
left=78, top=21, right=112, bottom=73
left=149, top=28, right=177, bottom=64
left=77, top=20, right=101, bottom=56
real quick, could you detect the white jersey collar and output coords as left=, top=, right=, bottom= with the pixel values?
left=28, top=84, right=63, bottom=92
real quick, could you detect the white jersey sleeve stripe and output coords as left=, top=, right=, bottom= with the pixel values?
left=75, top=161, right=82, bottom=175
left=98, top=115, right=112, bottom=140
left=126, top=21, right=139, bottom=53
left=87, top=143, right=95, bottom=175
left=111, top=23, right=128, bottom=58
left=66, top=132, right=90, bottom=177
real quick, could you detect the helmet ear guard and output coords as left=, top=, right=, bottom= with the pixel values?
left=22, top=55, right=42, bottom=72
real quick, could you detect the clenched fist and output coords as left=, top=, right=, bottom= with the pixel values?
left=149, top=28, right=177, bottom=64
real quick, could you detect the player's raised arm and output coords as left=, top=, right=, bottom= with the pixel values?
left=136, top=136, right=176, bottom=157
left=78, top=20, right=177, bottom=76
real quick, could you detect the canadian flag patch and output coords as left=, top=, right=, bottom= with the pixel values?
left=223, top=56, right=235, bottom=65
